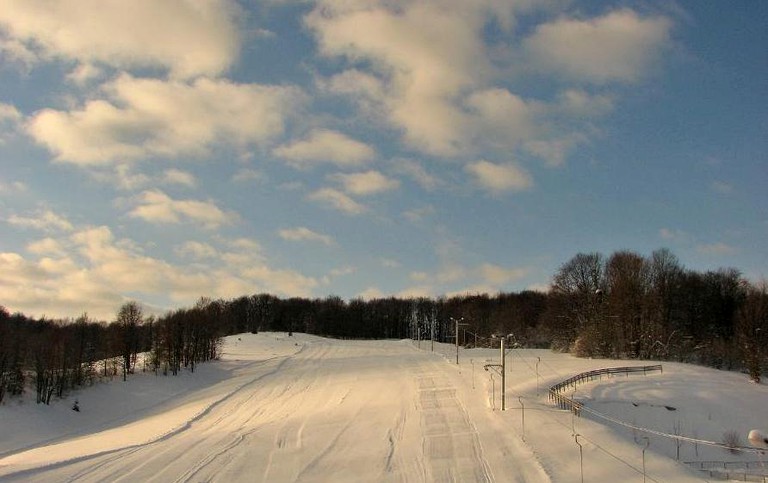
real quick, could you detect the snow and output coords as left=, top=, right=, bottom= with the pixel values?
left=1, top=332, right=767, bottom=482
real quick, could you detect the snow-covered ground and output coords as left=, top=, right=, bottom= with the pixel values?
left=1, top=333, right=766, bottom=482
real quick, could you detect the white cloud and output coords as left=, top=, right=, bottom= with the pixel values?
left=7, top=209, right=74, bottom=232
left=321, top=69, right=387, bottom=114
left=65, top=63, right=103, bottom=85
left=128, top=190, right=236, bottom=229
left=306, top=1, right=491, bottom=156
left=26, top=237, right=66, bottom=256
left=27, top=75, right=303, bottom=165
left=330, top=170, right=399, bottom=196
left=0, top=36, right=37, bottom=68
left=329, top=266, right=355, bottom=277
left=0, top=102, right=22, bottom=142
left=465, top=88, right=538, bottom=150
left=109, top=164, right=151, bottom=191
left=91, top=165, right=195, bottom=191
left=358, top=286, right=385, bottom=300
left=403, top=205, right=436, bottom=223
left=307, top=188, right=366, bottom=215
left=0, top=226, right=319, bottom=319
left=175, top=241, right=218, bottom=260
left=478, top=263, right=528, bottom=285
left=465, top=160, right=533, bottom=194
left=0, top=102, right=21, bottom=123
left=308, top=2, right=630, bottom=164
left=393, top=159, right=442, bottom=191
left=659, top=227, right=688, bottom=242
left=0, top=250, right=124, bottom=320
left=410, top=271, right=430, bottom=283
left=556, top=89, right=614, bottom=116
left=0, top=179, right=27, bottom=194
left=381, top=258, right=401, bottom=268
left=237, top=265, right=317, bottom=298
left=524, top=133, right=588, bottom=167
left=437, top=265, right=468, bottom=284
left=232, top=168, right=264, bottom=183
left=278, top=227, right=334, bottom=246
left=163, top=169, right=197, bottom=188
left=524, top=9, right=673, bottom=84
left=696, top=242, right=736, bottom=256
left=0, top=0, right=242, bottom=78
left=273, top=129, right=375, bottom=168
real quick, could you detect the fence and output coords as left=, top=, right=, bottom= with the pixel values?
left=548, top=365, right=663, bottom=416
left=684, top=461, right=768, bottom=482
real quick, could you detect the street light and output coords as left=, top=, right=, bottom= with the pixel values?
left=450, top=317, right=468, bottom=364
left=642, top=437, right=650, bottom=483
left=484, top=333, right=514, bottom=410
left=574, top=433, right=584, bottom=483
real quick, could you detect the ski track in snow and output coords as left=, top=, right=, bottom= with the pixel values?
left=0, top=337, right=547, bottom=482
left=10, top=335, right=748, bottom=482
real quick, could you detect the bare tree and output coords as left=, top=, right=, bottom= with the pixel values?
left=605, top=250, right=650, bottom=358
left=736, top=282, right=768, bottom=382
left=551, top=253, right=605, bottom=354
left=115, top=301, right=143, bottom=381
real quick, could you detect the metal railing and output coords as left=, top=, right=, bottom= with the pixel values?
left=684, top=460, right=768, bottom=481
left=548, top=365, right=663, bottom=415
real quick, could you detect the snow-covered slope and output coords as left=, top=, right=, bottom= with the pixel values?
left=1, top=333, right=766, bottom=482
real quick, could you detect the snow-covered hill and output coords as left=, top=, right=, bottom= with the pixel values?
left=1, top=333, right=766, bottom=482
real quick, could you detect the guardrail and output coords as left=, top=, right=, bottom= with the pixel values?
left=548, top=364, right=663, bottom=416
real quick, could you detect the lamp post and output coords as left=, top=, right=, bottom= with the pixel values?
left=484, top=334, right=512, bottom=410
left=574, top=433, right=584, bottom=483
left=642, top=437, right=650, bottom=483
left=430, top=316, right=435, bottom=352
left=501, top=336, right=506, bottom=410
left=450, top=317, right=467, bottom=364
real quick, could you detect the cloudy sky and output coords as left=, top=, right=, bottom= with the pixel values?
left=0, top=0, right=765, bottom=320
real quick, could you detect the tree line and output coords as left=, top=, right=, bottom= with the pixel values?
left=543, top=249, right=767, bottom=381
left=1, top=247, right=766, bottom=404
left=0, top=298, right=223, bottom=404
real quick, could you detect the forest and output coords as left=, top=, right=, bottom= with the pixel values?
left=1, top=248, right=766, bottom=405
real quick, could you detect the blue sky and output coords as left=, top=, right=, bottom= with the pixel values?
left=0, top=0, right=765, bottom=320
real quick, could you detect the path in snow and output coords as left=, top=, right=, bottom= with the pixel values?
left=0, top=337, right=546, bottom=482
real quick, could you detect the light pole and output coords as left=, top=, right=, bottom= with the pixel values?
left=484, top=334, right=512, bottom=410
left=574, top=433, right=584, bottom=483
left=501, top=337, right=506, bottom=410
left=430, top=316, right=435, bottom=352
left=642, top=437, right=650, bottom=483
left=451, top=317, right=467, bottom=364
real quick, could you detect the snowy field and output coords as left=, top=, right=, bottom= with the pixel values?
left=1, top=333, right=767, bottom=482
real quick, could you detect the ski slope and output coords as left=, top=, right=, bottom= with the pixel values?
left=1, top=333, right=766, bottom=482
